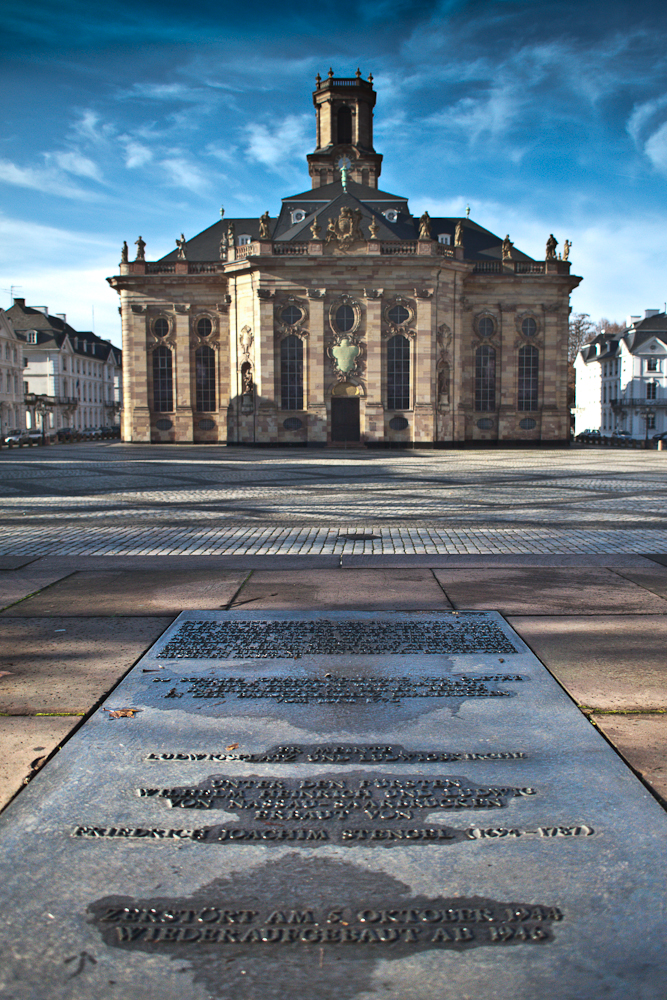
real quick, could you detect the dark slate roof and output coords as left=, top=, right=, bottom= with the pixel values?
left=159, top=180, right=535, bottom=263
left=7, top=301, right=121, bottom=360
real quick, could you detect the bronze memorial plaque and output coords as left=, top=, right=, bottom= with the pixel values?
left=0, top=610, right=664, bottom=999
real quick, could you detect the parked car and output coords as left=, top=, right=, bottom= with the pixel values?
left=575, top=429, right=602, bottom=441
left=612, top=430, right=632, bottom=438
left=3, top=429, right=30, bottom=447
left=27, top=430, right=44, bottom=445
left=652, top=431, right=667, bottom=441
left=57, top=427, right=74, bottom=442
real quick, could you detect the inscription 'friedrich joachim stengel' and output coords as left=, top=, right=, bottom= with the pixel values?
left=138, top=775, right=536, bottom=819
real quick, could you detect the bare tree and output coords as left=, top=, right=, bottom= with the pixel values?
left=568, top=312, right=595, bottom=364
left=594, top=318, right=625, bottom=338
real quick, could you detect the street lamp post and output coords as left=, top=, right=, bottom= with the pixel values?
left=35, top=397, right=48, bottom=446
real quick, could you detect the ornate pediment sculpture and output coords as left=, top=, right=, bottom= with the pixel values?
left=325, top=206, right=365, bottom=248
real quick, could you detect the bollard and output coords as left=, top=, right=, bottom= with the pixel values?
left=659, top=440, right=664, bottom=452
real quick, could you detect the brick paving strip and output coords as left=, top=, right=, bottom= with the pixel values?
left=1, top=522, right=667, bottom=556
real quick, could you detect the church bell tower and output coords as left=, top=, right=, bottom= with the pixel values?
left=307, top=68, right=383, bottom=189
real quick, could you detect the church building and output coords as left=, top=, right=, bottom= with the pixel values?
left=109, top=70, right=580, bottom=446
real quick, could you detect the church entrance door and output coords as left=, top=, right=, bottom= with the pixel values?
left=331, top=397, right=360, bottom=442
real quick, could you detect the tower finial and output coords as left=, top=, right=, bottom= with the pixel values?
left=316, top=72, right=321, bottom=88
left=328, top=67, right=334, bottom=79
left=368, top=72, right=373, bottom=84
left=356, top=67, right=361, bottom=79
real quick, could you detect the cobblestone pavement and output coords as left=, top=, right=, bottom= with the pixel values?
left=1, top=443, right=666, bottom=555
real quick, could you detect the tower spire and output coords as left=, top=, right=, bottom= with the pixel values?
left=307, top=69, right=383, bottom=189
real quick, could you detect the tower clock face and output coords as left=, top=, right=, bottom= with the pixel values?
left=336, top=156, right=351, bottom=170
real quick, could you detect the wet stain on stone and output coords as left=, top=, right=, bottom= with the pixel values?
left=88, top=857, right=562, bottom=1000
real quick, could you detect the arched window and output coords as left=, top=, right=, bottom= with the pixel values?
left=475, top=345, right=496, bottom=411
left=281, top=335, right=303, bottom=410
left=337, top=106, right=352, bottom=144
left=387, top=335, right=410, bottom=410
left=152, top=345, right=173, bottom=412
left=518, top=344, right=538, bottom=411
left=195, top=345, right=216, bottom=411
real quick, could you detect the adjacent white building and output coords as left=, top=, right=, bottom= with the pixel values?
left=0, top=309, right=25, bottom=435
left=6, top=299, right=122, bottom=432
left=574, top=310, right=667, bottom=438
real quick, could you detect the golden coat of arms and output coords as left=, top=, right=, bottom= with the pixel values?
left=325, top=206, right=365, bottom=248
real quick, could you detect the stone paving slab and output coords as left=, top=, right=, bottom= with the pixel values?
left=0, top=557, right=37, bottom=570
left=0, top=570, right=248, bottom=617
left=591, top=713, right=667, bottom=802
left=0, top=566, right=76, bottom=612
left=507, top=616, right=667, bottom=711
left=434, top=567, right=667, bottom=614
left=611, top=565, right=667, bottom=600
left=0, top=617, right=173, bottom=715
left=230, top=569, right=452, bottom=609
left=0, top=715, right=75, bottom=811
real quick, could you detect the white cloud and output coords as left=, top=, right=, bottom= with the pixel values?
left=244, top=114, right=310, bottom=174
left=643, top=122, right=667, bottom=173
left=0, top=160, right=97, bottom=200
left=161, top=157, right=210, bottom=194
left=54, top=152, right=104, bottom=182
left=122, top=141, right=153, bottom=169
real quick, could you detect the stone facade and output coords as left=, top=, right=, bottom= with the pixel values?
left=0, top=309, right=25, bottom=436
left=110, top=73, right=580, bottom=447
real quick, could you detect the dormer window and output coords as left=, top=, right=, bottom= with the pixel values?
left=238, top=235, right=252, bottom=246
left=438, top=234, right=451, bottom=245
left=27, top=331, right=37, bottom=344
left=647, top=357, right=659, bottom=372
left=383, top=210, right=398, bottom=223
left=290, top=210, right=306, bottom=225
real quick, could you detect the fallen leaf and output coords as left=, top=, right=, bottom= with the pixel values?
left=225, top=742, right=239, bottom=751
left=0, top=671, right=13, bottom=679
left=103, top=708, right=141, bottom=719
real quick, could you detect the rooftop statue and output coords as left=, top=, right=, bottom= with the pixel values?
left=259, top=212, right=271, bottom=240
left=419, top=211, right=431, bottom=240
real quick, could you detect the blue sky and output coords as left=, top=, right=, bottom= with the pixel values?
left=3, top=0, right=667, bottom=346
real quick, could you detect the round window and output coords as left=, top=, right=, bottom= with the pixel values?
left=389, top=416, right=409, bottom=431
left=281, top=305, right=302, bottom=326
left=478, top=317, right=494, bottom=338
left=198, top=418, right=215, bottom=430
left=522, top=317, right=537, bottom=337
left=520, top=418, right=537, bottom=430
left=335, top=304, right=355, bottom=333
left=477, top=418, right=494, bottom=430
left=155, top=418, right=173, bottom=431
left=197, top=317, right=212, bottom=337
left=388, top=305, right=410, bottom=325
left=154, top=318, right=169, bottom=338
left=283, top=417, right=303, bottom=430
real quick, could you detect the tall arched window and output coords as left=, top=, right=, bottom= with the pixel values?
left=475, top=345, right=496, bottom=411
left=387, top=335, right=410, bottom=410
left=152, top=345, right=173, bottom=412
left=195, top=345, right=216, bottom=411
left=518, top=344, right=538, bottom=411
left=337, top=106, right=352, bottom=144
left=281, top=335, right=303, bottom=410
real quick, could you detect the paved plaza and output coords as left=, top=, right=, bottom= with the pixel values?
left=1, top=442, right=667, bottom=555
left=0, top=442, right=665, bottom=831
